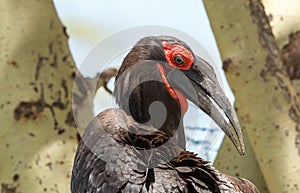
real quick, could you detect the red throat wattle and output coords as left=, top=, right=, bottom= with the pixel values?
left=157, top=63, right=188, bottom=115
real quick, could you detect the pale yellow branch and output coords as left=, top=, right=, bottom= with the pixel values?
left=204, top=0, right=300, bottom=193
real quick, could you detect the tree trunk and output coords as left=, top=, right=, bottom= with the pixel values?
left=204, top=0, right=300, bottom=193
left=0, top=1, right=90, bottom=192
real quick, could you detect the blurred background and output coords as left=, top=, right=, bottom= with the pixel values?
left=52, top=0, right=235, bottom=162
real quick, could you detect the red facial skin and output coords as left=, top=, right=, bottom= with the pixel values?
left=157, top=64, right=188, bottom=115
left=157, top=41, right=195, bottom=115
left=162, top=41, right=194, bottom=70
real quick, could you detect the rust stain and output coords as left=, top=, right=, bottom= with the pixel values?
left=62, top=26, right=69, bottom=39
left=52, top=99, right=67, bottom=110
left=272, top=96, right=282, bottom=110
left=61, top=79, right=68, bottom=98
left=13, top=83, right=67, bottom=132
left=57, top=128, right=65, bottom=135
left=289, top=107, right=299, bottom=123
left=6, top=60, right=18, bottom=68
left=281, top=31, right=300, bottom=80
left=14, top=100, right=44, bottom=121
left=35, top=56, right=49, bottom=81
left=48, top=42, right=53, bottom=55
left=284, top=130, right=289, bottom=137
left=1, top=183, right=17, bottom=193
left=65, top=110, right=75, bottom=127
left=62, top=54, right=68, bottom=62
left=14, top=84, right=46, bottom=121
left=76, top=133, right=81, bottom=143
left=12, top=174, right=19, bottom=182
left=46, top=162, right=52, bottom=170
left=50, top=53, right=57, bottom=68
left=49, top=20, right=54, bottom=30
left=243, top=113, right=251, bottom=124
left=267, top=13, right=273, bottom=22
left=222, top=58, right=232, bottom=72
left=259, top=69, right=267, bottom=81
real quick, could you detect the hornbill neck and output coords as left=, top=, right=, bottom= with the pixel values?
left=114, top=60, right=186, bottom=148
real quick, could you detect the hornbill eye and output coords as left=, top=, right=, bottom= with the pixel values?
left=173, top=55, right=185, bottom=65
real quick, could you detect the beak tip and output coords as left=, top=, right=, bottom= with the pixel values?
left=238, top=127, right=245, bottom=155
left=237, top=136, right=245, bottom=155
left=182, top=57, right=246, bottom=155
left=239, top=145, right=245, bottom=155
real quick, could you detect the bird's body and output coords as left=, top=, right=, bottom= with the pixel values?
left=71, top=36, right=260, bottom=193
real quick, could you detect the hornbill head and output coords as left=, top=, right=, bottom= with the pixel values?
left=114, top=36, right=244, bottom=155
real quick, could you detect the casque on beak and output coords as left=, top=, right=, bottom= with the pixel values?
left=167, top=56, right=245, bottom=155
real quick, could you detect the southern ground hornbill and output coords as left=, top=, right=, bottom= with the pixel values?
left=71, top=36, right=260, bottom=193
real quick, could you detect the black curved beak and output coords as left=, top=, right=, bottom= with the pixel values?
left=167, top=56, right=245, bottom=155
